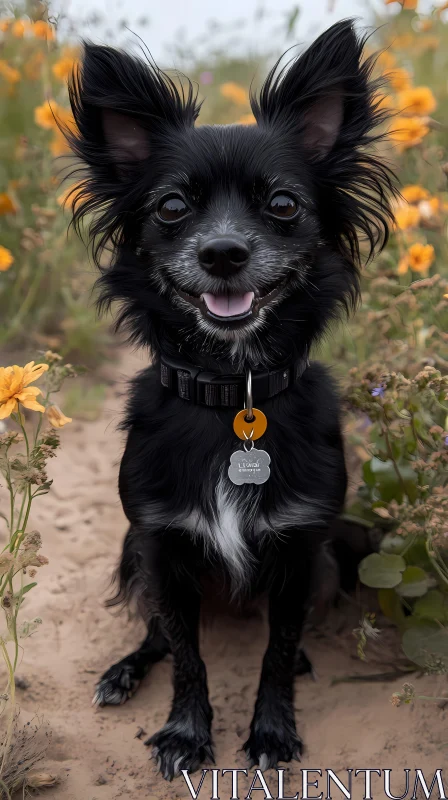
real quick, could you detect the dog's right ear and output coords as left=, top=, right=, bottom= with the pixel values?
left=67, top=44, right=199, bottom=180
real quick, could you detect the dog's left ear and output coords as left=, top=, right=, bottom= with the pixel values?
left=254, top=20, right=371, bottom=160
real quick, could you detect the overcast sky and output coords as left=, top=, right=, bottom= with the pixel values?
left=55, top=0, right=392, bottom=65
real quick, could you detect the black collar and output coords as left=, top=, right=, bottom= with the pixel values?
left=159, top=351, right=309, bottom=408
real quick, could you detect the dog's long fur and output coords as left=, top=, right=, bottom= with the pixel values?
left=65, top=20, right=396, bottom=779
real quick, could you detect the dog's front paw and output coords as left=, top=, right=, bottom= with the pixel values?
left=92, top=660, right=141, bottom=707
left=146, top=721, right=214, bottom=781
left=243, top=718, right=303, bottom=770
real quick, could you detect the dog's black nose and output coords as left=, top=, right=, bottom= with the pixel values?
left=198, top=236, right=250, bottom=278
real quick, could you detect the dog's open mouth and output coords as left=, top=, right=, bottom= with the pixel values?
left=175, top=278, right=288, bottom=326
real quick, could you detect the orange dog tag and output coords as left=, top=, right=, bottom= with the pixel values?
left=233, top=408, right=267, bottom=441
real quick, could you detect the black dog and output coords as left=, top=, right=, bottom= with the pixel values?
left=65, top=20, right=395, bottom=779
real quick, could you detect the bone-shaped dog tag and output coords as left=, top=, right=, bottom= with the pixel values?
left=228, top=446, right=271, bottom=485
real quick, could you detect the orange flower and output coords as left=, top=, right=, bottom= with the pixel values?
left=418, top=197, right=441, bottom=220
left=0, top=59, right=21, bottom=84
left=0, top=245, right=14, bottom=271
left=406, top=243, right=435, bottom=274
left=401, top=185, right=429, bottom=203
left=46, top=405, right=72, bottom=428
left=12, top=19, right=26, bottom=37
left=388, top=68, right=412, bottom=93
left=33, top=20, right=55, bottom=40
left=34, top=101, right=74, bottom=133
left=52, top=56, right=78, bottom=82
left=391, top=117, right=429, bottom=150
left=385, top=0, right=417, bottom=8
left=397, top=87, right=437, bottom=116
left=34, top=101, right=56, bottom=130
left=238, top=113, right=256, bottom=125
left=0, top=18, right=13, bottom=33
left=394, top=205, right=420, bottom=230
left=0, top=193, right=17, bottom=215
left=220, top=82, right=249, bottom=107
left=0, top=361, right=49, bottom=419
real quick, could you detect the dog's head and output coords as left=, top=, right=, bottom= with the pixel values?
left=65, top=20, right=396, bottom=366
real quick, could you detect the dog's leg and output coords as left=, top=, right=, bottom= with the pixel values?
left=142, top=535, right=214, bottom=780
left=244, top=533, right=318, bottom=769
left=93, top=617, right=170, bottom=707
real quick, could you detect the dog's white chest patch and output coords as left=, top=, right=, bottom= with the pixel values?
left=181, top=475, right=251, bottom=585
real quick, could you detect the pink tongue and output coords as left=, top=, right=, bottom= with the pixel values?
left=202, top=291, right=254, bottom=318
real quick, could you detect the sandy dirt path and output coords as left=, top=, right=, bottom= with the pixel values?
left=9, top=349, right=448, bottom=800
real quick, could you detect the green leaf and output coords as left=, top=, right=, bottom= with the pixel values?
left=414, top=590, right=448, bottom=623
left=20, top=583, right=37, bottom=596
left=378, top=588, right=406, bottom=625
left=362, top=459, right=375, bottom=488
left=367, top=457, right=418, bottom=504
left=359, top=553, right=406, bottom=589
left=396, top=566, right=430, bottom=598
left=380, top=534, right=407, bottom=555
left=402, top=622, right=448, bottom=669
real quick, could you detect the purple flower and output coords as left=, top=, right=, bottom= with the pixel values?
left=371, top=385, right=385, bottom=398
left=445, top=435, right=448, bottom=447
left=199, top=71, right=213, bottom=85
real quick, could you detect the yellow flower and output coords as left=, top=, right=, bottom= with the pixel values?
left=394, top=205, right=420, bottom=230
left=220, top=82, right=249, bottom=107
left=0, top=245, right=14, bottom=271
left=397, top=87, right=437, bottom=116
left=408, top=243, right=435, bottom=274
left=52, top=56, right=78, bottom=82
left=46, top=405, right=72, bottom=428
left=388, top=68, right=412, bottom=93
left=401, top=185, right=429, bottom=203
left=12, top=19, right=29, bottom=38
left=238, top=113, right=256, bottom=125
left=0, top=18, right=13, bottom=33
left=0, top=59, right=21, bottom=84
left=385, top=0, right=417, bottom=7
left=35, top=101, right=74, bottom=134
left=33, top=20, right=55, bottom=41
left=0, top=361, right=49, bottom=419
left=34, top=101, right=56, bottom=130
left=418, top=197, right=441, bottom=220
left=391, top=117, right=429, bottom=150
left=0, top=193, right=17, bottom=215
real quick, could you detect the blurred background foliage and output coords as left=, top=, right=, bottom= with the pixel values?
left=0, top=0, right=448, bottom=670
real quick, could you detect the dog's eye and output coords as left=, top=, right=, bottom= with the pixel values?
left=157, top=196, right=189, bottom=223
left=267, top=194, right=298, bottom=219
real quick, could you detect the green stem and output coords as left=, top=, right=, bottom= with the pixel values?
left=0, top=640, right=15, bottom=782
left=383, top=423, right=408, bottom=497
left=6, top=259, right=48, bottom=339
